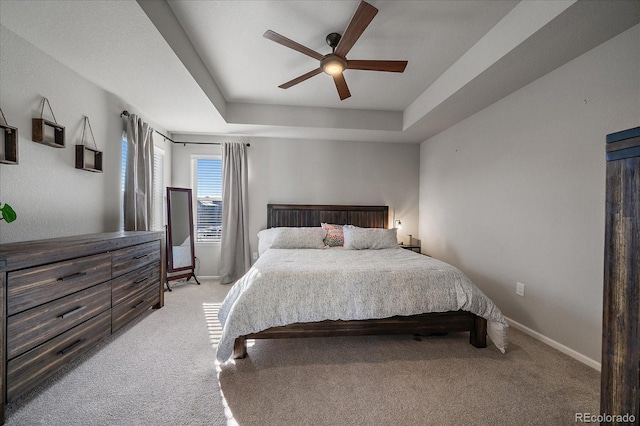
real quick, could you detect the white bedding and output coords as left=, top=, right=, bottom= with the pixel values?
left=171, top=245, right=192, bottom=269
left=216, top=247, right=508, bottom=362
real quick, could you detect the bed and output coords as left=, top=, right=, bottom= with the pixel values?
left=216, top=204, right=508, bottom=362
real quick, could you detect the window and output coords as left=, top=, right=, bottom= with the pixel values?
left=120, top=133, right=127, bottom=230
left=121, top=134, right=165, bottom=231
left=152, top=148, right=165, bottom=231
left=191, top=156, right=223, bottom=242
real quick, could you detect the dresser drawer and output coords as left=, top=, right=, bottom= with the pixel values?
left=112, top=285, right=160, bottom=334
left=111, top=241, right=160, bottom=278
left=7, top=282, right=112, bottom=360
left=6, top=310, right=111, bottom=402
left=7, top=252, right=112, bottom=315
left=112, top=262, right=159, bottom=307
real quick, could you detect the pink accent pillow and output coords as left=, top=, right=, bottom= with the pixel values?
left=321, top=223, right=344, bottom=247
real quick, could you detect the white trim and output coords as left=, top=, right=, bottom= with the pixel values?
left=195, top=275, right=219, bottom=280
left=505, top=316, right=601, bottom=371
left=190, top=153, right=220, bottom=161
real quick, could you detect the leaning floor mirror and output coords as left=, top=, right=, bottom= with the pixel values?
left=166, top=187, right=200, bottom=290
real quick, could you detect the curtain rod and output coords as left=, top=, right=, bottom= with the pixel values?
left=120, top=110, right=249, bottom=147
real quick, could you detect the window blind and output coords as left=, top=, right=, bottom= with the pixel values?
left=191, top=157, right=223, bottom=242
left=152, top=148, right=165, bottom=231
left=120, top=134, right=127, bottom=230
left=121, top=134, right=164, bottom=232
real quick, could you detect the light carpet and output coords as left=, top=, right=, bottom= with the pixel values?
left=5, top=279, right=599, bottom=425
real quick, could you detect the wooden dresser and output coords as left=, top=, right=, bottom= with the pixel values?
left=0, top=231, right=165, bottom=424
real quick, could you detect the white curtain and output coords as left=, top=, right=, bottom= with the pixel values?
left=220, top=142, right=250, bottom=284
left=124, top=114, right=154, bottom=231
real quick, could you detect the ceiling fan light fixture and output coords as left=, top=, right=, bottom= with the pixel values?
left=321, top=55, right=347, bottom=76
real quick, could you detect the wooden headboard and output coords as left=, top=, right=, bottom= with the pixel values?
left=267, top=204, right=389, bottom=229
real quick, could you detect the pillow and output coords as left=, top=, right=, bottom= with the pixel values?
left=321, top=223, right=344, bottom=247
left=257, top=227, right=284, bottom=256
left=343, top=227, right=398, bottom=250
left=270, top=227, right=326, bottom=249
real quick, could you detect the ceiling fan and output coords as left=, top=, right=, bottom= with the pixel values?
left=263, top=1, right=408, bottom=101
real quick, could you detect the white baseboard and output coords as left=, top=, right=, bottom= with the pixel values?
left=196, top=275, right=220, bottom=280
left=504, top=316, right=601, bottom=371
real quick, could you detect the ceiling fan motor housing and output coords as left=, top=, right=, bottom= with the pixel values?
left=326, top=32, right=342, bottom=51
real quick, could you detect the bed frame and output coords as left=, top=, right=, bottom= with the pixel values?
left=233, top=204, right=487, bottom=358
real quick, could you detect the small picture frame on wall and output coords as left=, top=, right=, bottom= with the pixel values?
left=0, top=108, right=18, bottom=164
left=32, top=97, right=65, bottom=148
left=75, top=145, right=103, bottom=173
left=75, top=116, right=103, bottom=172
left=32, top=118, right=65, bottom=148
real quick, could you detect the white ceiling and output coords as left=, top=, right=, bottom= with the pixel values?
left=1, top=0, right=639, bottom=143
left=166, top=0, right=518, bottom=111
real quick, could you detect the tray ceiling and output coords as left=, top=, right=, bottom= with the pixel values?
left=1, top=0, right=639, bottom=143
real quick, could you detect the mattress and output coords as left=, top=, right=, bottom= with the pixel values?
left=216, top=247, right=508, bottom=362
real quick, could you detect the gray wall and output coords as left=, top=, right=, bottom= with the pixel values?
left=0, top=26, right=172, bottom=243
left=247, top=138, right=420, bottom=250
left=170, top=135, right=420, bottom=277
left=419, top=24, right=640, bottom=366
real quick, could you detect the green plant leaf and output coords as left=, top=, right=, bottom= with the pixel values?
left=1, top=203, right=17, bottom=223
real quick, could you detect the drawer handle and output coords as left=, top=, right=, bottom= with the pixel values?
left=133, top=300, right=145, bottom=309
left=58, top=272, right=87, bottom=281
left=58, top=339, right=84, bottom=356
left=59, top=305, right=87, bottom=319
left=134, top=253, right=150, bottom=259
left=134, top=278, right=147, bottom=284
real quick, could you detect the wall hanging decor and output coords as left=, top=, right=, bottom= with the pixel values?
left=32, top=97, right=65, bottom=148
left=75, top=116, right=103, bottom=173
left=0, top=108, right=18, bottom=164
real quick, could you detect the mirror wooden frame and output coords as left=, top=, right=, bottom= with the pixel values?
left=166, top=187, right=200, bottom=290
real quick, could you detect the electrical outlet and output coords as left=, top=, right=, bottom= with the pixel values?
left=252, top=252, right=258, bottom=260
left=516, top=282, right=525, bottom=296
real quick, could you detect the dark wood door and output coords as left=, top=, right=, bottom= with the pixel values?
left=601, top=126, right=640, bottom=423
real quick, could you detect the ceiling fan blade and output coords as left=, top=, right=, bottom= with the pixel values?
left=333, top=73, right=351, bottom=100
left=279, top=68, right=323, bottom=89
left=334, top=1, right=378, bottom=57
left=264, top=30, right=324, bottom=61
left=347, top=60, right=408, bottom=73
